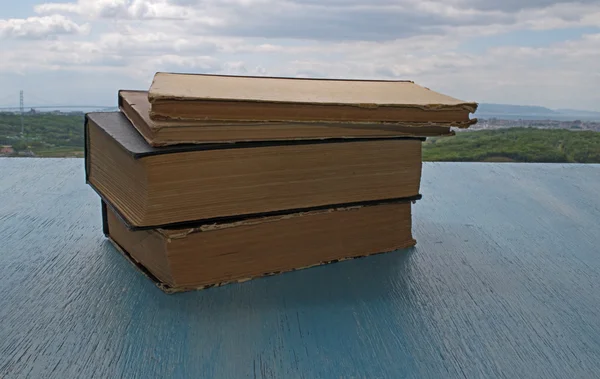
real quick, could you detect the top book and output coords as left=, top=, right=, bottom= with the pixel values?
left=148, top=72, right=478, bottom=124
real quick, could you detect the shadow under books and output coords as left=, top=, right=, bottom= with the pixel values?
left=100, top=239, right=419, bottom=311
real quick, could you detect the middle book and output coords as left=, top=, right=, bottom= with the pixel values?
left=85, top=112, right=423, bottom=229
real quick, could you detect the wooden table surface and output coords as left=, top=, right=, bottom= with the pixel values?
left=1, top=159, right=599, bottom=379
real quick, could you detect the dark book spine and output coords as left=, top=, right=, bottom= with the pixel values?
left=84, top=114, right=91, bottom=183
left=101, top=200, right=109, bottom=237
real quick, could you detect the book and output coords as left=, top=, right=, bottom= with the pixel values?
left=85, top=112, right=423, bottom=229
left=120, top=90, right=456, bottom=147
left=148, top=73, right=478, bottom=124
left=103, top=199, right=416, bottom=293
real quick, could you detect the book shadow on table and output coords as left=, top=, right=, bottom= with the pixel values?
left=100, top=239, right=419, bottom=312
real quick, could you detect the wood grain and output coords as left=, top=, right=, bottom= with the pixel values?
left=1, top=158, right=599, bottom=378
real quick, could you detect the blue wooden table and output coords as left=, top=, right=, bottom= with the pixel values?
left=1, top=159, right=599, bottom=379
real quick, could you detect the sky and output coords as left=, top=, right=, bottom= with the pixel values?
left=0, top=0, right=599, bottom=111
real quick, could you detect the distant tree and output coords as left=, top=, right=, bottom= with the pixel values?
left=12, top=140, right=28, bottom=151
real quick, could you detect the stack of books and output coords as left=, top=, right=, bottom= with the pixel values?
left=85, top=72, right=477, bottom=293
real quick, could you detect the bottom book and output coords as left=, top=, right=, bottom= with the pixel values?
left=103, top=200, right=417, bottom=293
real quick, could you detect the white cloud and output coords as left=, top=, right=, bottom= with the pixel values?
left=35, top=0, right=196, bottom=20
left=35, top=0, right=128, bottom=18
left=0, top=15, right=90, bottom=39
left=94, top=30, right=219, bottom=56
left=516, top=2, right=600, bottom=30
left=457, top=0, right=600, bottom=12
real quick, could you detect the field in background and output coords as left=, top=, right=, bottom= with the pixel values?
left=0, top=113, right=83, bottom=157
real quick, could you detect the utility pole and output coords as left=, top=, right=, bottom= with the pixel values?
left=19, top=90, right=25, bottom=137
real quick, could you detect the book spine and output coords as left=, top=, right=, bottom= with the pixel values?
left=84, top=114, right=91, bottom=183
left=101, top=200, right=109, bottom=237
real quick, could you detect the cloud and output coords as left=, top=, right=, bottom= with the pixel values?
left=3, top=0, right=600, bottom=110
left=149, top=0, right=600, bottom=41
left=0, top=15, right=90, bottom=39
left=515, top=2, right=600, bottom=30
left=31, top=0, right=600, bottom=42
left=94, top=30, right=220, bottom=56
left=166, top=0, right=515, bottom=41
left=456, top=0, right=600, bottom=12
left=35, top=0, right=196, bottom=20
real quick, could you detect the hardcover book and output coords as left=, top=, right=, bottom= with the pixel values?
left=120, top=90, right=456, bottom=147
left=148, top=72, right=478, bottom=124
left=85, top=112, right=423, bottom=229
left=103, top=199, right=417, bottom=293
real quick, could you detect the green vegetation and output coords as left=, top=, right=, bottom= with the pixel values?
left=33, top=147, right=84, bottom=158
left=423, top=128, right=600, bottom=163
left=1, top=113, right=599, bottom=162
left=0, top=112, right=84, bottom=157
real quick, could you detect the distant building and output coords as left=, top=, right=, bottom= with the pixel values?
left=0, top=145, right=15, bottom=155
left=17, top=150, right=35, bottom=157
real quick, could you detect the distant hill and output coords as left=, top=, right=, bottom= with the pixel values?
left=475, top=103, right=600, bottom=121
left=477, top=103, right=558, bottom=115
left=555, top=109, right=600, bottom=119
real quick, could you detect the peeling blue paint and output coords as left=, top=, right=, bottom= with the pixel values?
left=1, top=159, right=599, bottom=378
